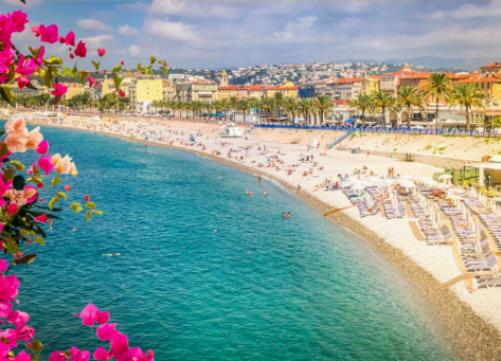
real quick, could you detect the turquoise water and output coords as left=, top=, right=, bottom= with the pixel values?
left=14, top=127, right=456, bottom=360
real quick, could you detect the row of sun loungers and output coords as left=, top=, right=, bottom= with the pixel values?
left=408, top=198, right=449, bottom=245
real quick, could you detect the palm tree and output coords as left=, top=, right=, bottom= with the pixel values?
left=283, top=97, right=298, bottom=123
left=422, top=73, right=452, bottom=126
left=298, top=98, right=314, bottom=125
left=372, top=90, right=394, bottom=126
left=314, top=95, right=332, bottom=125
left=259, top=98, right=274, bottom=122
left=449, top=84, right=486, bottom=131
left=237, top=99, right=251, bottom=123
left=349, top=93, right=372, bottom=125
left=397, top=86, right=423, bottom=128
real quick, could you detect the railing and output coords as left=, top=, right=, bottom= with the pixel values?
left=254, top=124, right=501, bottom=137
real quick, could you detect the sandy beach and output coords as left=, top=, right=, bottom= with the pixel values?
left=20, top=112, right=501, bottom=360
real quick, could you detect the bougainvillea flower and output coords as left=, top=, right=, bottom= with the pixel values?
left=96, top=323, right=117, bottom=341
left=0, top=302, right=12, bottom=319
left=78, top=304, right=109, bottom=326
left=97, top=48, right=106, bottom=57
left=10, top=10, right=28, bottom=32
left=37, top=156, right=54, bottom=175
left=74, top=41, right=87, bottom=58
left=34, top=46, right=45, bottom=66
left=16, top=76, right=30, bottom=89
left=51, top=154, right=78, bottom=176
left=0, top=259, right=8, bottom=273
left=87, top=76, right=96, bottom=88
left=37, top=24, right=59, bottom=44
left=7, top=310, right=30, bottom=327
left=49, top=351, right=67, bottom=361
left=5, top=117, right=26, bottom=134
left=93, top=347, right=112, bottom=361
left=84, top=194, right=90, bottom=202
left=61, top=31, right=75, bottom=46
left=16, top=324, right=35, bottom=341
left=16, top=54, right=37, bottom=76
left=110, top=332, right=129, bottom=361
left=14, top=351, right=31, bottom=361
left=118, top=89, right=126, bottom=97
left=51, top=82, right=68, bottom=97
left=35, top=140, right=49, bottom=154
left=25, top=127, right=43, bottom=150
left=6, top=185, right=40, bottom=206
left=63, top=184, right=71, bottom=192
left=6, top=203, right=18, bottom=216
left=70, top=346, right=90, bottom=361
left=0, top=273, right=19, bottom=302
left=34, top=214, right=47, bottom=223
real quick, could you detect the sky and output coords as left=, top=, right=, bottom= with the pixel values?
left=2, top=0, right=501, bottom=69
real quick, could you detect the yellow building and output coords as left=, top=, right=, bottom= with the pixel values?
left=217, top=81, right=298, bottom=100
left=176, top=80, right=217, bottom=102
left=162, top=79, right=176, bottom=101
left=361, top=76, right=380, bottom=95
left=132, top=78, right=163, bottom=103
left=64, top=83, right=86, bottom=100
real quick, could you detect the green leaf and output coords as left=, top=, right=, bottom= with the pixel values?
left=61, top=67, right=75, bottom=78
left=28, top=339, right=44, bottom=353
left=91, top=61, right=101, bottom=71
left=94, top=210, right=104, bottom=216
left=34, top=237, right=45, bottom=246
left=51, top=176, right=60, bottom=187
left=69, top=201, right=83, bottom=213
left=12, top=254, right=37, bottom=265
left=86, top=201, right=96, bottom=210
left=9, top=160, right=25, bottom=171
left=3, top=167, right=14, bottom=182
left=0, top=86, right=15, bottom=107
left=0, top=143, right=9, bottom=158
left=44, top=56, right=63, bottom=66
left=56, top=191, right=68, bottom=200
left=48, top=196, right=59, bottom=210
left=85, top=210, right=91, bottom=222
left=113, top=75, right=123, bottom=89
left=150, top=56, right=156, bottom=65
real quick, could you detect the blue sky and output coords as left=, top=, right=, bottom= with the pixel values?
left=2, top=0, right=501, bottom=68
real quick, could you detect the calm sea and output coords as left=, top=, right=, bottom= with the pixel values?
left=13, top=126, right=456, bottom=360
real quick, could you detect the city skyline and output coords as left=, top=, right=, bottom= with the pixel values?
left=2, top=0, right=501, bottom=69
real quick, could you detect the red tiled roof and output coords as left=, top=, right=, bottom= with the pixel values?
left=218, top=84, right=298, bottom=91
left=332, top=99, right=347, bottom=106
left=480, top=62, right=501, bottom=69
left=455, top=75, right=501, bottom=84
left=328, top=77, right=362, bottom=85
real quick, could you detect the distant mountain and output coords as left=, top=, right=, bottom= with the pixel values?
left=383, top=56, right=495, bottom=71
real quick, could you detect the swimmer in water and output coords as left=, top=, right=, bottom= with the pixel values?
left=262, top=191, right=269, bottom=197
left=282, top=212, right=292, bottom=220
left=245, top=190, right=253, bottom=196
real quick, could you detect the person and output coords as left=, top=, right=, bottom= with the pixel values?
left=282, top=211, right=292, bottom=220
left=262, top=191, right=269, bottom=197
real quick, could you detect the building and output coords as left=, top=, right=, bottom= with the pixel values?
left=217, top=81, right=298, bottom=100
left=131, top=77, right=163, bottom=104
left=64, top=83, right=86, bottom=100
left=325, top=77, right=362, bottom=100
left=380, top=64, right=430, bottom=95
left=361, top=76, right=380, bottom=95
left=176, top=80, right=217, bottom=102
left=298, top=85, right=316, bottom=98
left=162, top=79, right=176, bottom=101
left=480, top=62, right=501, bottom=74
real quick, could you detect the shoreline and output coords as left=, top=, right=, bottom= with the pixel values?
left=28, top=116, right=501, bottom=361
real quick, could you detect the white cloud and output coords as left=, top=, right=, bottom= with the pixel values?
left=118, top=25, right=138, bottom=35
left=128, top=45, right=141, bottom=56
left=149, top=0, right=238, bottom=19
left=82, top=34, right=112, bottom=49
left=145, top=19, right=199, bottom=42
left=77, top=18, right=111, bottom=32
left=273, top=15, right=318, bottom=40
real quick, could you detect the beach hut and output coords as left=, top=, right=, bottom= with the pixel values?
left=221, top=124, right=243, bottom=138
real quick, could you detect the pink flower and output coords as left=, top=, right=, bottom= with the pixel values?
left=49, top=351, right=67, bottom=361
left=93, top=347, right=112, bottom=361
left=61, top=31, right=75, bottom=46
left=63, top=184, right=72, bottom=192
left=34, top=214, right=47, bottom=223
left=96, top=323, right=117, bottom=341
left=110, top=332, right=129, bottom=361
left=0, top=259, right=8, bottom=273
left=16, top=325, right=35, bottom=341
left=78, top=304, right=109, bottom=326
left=7, top=203, right=18, bottom=216
left=70, top=347, right=90, bottom=361
left=36, top=140, right=49, bottom=154
left=15, top=351, right=32, bottom=361
left=7, top=310, right=29, bottom=327
left=26, top=127, right=43, bottom=150
left=118, top=89, right=126, bottom=97
left=97, top=48, right=106, bottom=57
left=5, top=117, right=26, bottom=133
left=0, top=302, right=12, bottom=318
left=52, top=82, right=68, bottom=97
left=16, top=76, right=30, bottom=89
left=74, top=41, right=87, bottom=58
left=51, top=154, right=78, bottom=176
left=37, top=24, right=59, bottom=44
left=16, top=54, right=37, bottom=76
left=34, top=46, right=45, bottom=66
left=10, top=10, right=28, bottom=33
left=0, top=274, right=19, bottom=303
left=87, top=76, right=96, bottom=88
left=38, top=156, right=54, bottom=175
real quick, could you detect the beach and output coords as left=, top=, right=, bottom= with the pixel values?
left=20, top=112, right=501, bottom=360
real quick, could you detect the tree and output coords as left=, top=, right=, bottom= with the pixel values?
left=449, top=84, right=486, bottom=131
left=397, top=86, right=423, bottom=128
left=314, top=95, right=332, bottom=125
left=298, top=98, right=314, bottom=125
left=237, top=99, right=251, bottom=123
left=283, top=97, right=298, bottom=123
left=422, top=73, right=452, bottom=126
left=371, top=90, right=394, bottom=126
left=259, top=98, right=274, bottom=122
left=349, top=93, right=372, bottom=125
